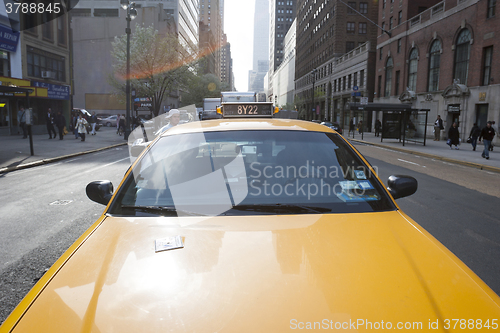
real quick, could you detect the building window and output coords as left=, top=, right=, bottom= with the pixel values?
left=428, top=39, right=441, bottom=92
left=348, top=74, right=352, bottom=88
left=379, top=47, right=383, bottom=60
left=0, top=51, right=10, bottom=77
left=57, top=16, right=66, bottom=46
left=359, top=22, right=367, bottom=34
left=398, top=10, right=402, bottom=24
left=93, top=8, right=119, bottom=17
left=359, top=2, right=368, bottom=14
left=395, top=70, right=400, bottom=95
left=347, top=22, right=355, bottom=33
left=42, top=12, right=53, bottom=40
left=346, top=41, right=355, bottom=52
left=487, top=0, right=496, bottom=18
left=389, top=17, right=393, bottom=30
left=383, top=0, right=386, bottom=9
left=454, top=28, right=471, bottom=85
left=348, top=2, right=356, bottom=13
left=397, top=39, right=401, bottom=53
left=385, top=57, right=393, bottom=97
left=408, top=48, right=418, bottom=91
left=354, top=72, right=358, bottom=86
left=360, top=70, right=365, bottom=86
left=27, top=47, right=65, bottom=81
left=482, top=46, right=493, bottom=85
left=382, top=22, right=385, bottom=33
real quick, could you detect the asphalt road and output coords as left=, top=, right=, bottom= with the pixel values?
left=353, top=142, right=500, bottom=296
left=0, top=147, right=131, bottom=325
left=0, top=143, right=499, bottom=325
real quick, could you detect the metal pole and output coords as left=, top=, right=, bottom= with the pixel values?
left=125, top=14, right=131, bottom=141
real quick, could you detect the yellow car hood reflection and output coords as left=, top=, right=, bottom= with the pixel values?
left=6, top=211, right=500, bottom=332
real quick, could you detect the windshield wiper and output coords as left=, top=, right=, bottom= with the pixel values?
left=121, top=205, right=203, bottom=216
left=230, top=204, right=332, bottom=214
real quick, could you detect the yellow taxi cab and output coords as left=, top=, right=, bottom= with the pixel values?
left=1, top=101, right=500, bottom=332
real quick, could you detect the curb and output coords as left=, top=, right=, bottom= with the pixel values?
left=349, top=138, right=500, bottom=174
left=0, top=142, right=127, bottom=174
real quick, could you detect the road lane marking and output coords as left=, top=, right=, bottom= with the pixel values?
left=397, top=158, right=425, bottom=167
left=64, top=157, right=83, bottom=163
left=84, top=157, right=130, bottom=174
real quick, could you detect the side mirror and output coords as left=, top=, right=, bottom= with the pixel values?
left=387, top=175, right=417, bottom=200
left=86, top=181, right=114, bottom=205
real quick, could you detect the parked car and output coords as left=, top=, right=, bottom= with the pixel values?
left=321, top=121, right=343, bottom=135
left=101, top=115, right=118, bottom=127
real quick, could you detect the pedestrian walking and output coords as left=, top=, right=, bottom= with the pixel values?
left=434, top=115, right=444, bottom=141
left=76, top=114, right=88, bottom=142
left=447, top=122, right=460, bottom=149
left=488, top=121, right=496, bottom=151
left=71, top=112, right=79, bottom=139
left=468, top=123, right=481, bottom=151
left=375, top=119, right=382, bottom=137
left=118, top=114, right=126, bottom=135
left=357, top=120, right=363, bottom=134
left=55, top=111, right=66, bottom=140
left=90, top=111, right=98, bottom=135
left=17, top=107, right=27, bottom=139
left=479, top=121, right=496, bottom=160
left=116, top=114, right=121, bottom=134
left=349, top=118, right=355, bottom=134
left=46, top=108, right=57, bottom=139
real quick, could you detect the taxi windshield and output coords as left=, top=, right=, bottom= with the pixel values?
left=110, top=130, right=395, bottom=216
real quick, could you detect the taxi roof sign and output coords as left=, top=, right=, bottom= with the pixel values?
left=221, top=102, right=274, bottom=118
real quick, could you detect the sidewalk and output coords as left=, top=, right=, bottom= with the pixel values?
left=0, top=127, right=127, bottom=173
left=345, top=131, right=500, bottom=173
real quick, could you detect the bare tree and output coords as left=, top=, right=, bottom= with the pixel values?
left=110, top=24, right=198, bottom=116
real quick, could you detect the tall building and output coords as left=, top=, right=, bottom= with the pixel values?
left=249, top=0, right=269, bottom=92
left=270, top=0, right=296, bottom=73
left=271, top=19, right=296, bottom=107
left=73, top=0, right=199, bottom=49
left=294, top=0, right=379, bottom=121
left=199, top=22, right=217, bottom=75
left=199, top=0, right=222, bottom=79
left=374, top=0, right=500, bottom=145
left=221, top=34, right=234, bottom=90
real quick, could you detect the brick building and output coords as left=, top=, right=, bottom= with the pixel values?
left=374, top=0, right=499, bottom=144
left=294, top=0, right=379, bottom=121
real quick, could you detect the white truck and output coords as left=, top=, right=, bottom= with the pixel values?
left=202, top=98, right=222, bottom=120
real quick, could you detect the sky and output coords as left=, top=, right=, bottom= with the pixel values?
left=224, top=0, right=256, bottom=92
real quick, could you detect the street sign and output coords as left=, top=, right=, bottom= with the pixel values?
left=351, top=92, right=361, bottom=96
left=353, top=85, right=359, bottom=91
left=360, top=97, right=368, bottom=105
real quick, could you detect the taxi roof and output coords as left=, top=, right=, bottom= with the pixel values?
left=161, top=118, right=336, bottom=137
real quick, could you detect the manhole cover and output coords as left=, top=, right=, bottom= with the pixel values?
left=49, top=200, right=73, bottom=206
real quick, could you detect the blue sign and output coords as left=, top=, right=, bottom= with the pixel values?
left=351, top=92, right=361, bottom=97
left=353, top=85, right=359, bottom=91
left=0, top=24, right=20, bottom=52
left=31, top=80, right=70, bottom=100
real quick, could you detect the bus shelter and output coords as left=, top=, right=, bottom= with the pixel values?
left=349, top=103, right=430, bottom=146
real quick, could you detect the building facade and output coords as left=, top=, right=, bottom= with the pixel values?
left=270, top=19, right=296, bottom=107
left=294, top=0, right=379, bottom=120
left=72, top=4, right=181, bottom=114
left=220, top=33, right=234, bottom=90
left=249, top=0, right=269, bottom=92
left=374, top=0, right=499, bottom=144
left=199, top=0, right=221, bottom=79
left=0, top=7, right=71, bottom=135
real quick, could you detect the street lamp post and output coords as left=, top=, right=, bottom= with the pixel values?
left=120, top=0, right=137, bottom=141
left=311, top=68, right=318, bottom=120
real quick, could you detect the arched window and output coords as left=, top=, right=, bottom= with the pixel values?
left=385, top=57, right=393, bottom=97
left=454, top=29, right=471, bottom=85
left=428, top=40, right=441, bottom=92
left=408, top=48, right=418, bottom=91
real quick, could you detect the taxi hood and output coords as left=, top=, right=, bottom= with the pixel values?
left=10, top=211, right=500, bottom=332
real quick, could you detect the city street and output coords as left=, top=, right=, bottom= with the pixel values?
left=0, top=147, right=130, bottom=324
